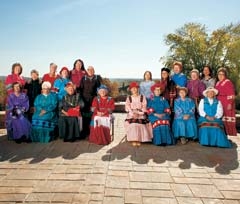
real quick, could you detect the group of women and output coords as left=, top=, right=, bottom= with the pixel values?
left=4, top=60, right=237, bottom=148
left=125, top=61, right=237, bottom=148
left=5, top=60, right=115, bottom=145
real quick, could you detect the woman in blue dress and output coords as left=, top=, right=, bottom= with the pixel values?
left=53, top=67, right=70, bottom=101
left=147, top=82, right=174, bottom=146
left=198, top=87, right=231, bottom=148
left=171, top=61, right=187, bottom=88
left=139, top=71, right=155, bottom=101
left=172, top=87, right=198, bottom=144
left=31, top=81, right=58, bottom=143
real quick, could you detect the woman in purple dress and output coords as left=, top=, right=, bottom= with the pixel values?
left=5, top=82, right=31, bottom=143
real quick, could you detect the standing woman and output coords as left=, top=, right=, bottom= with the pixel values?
left=125, top=82, right=152, bottom=146
left=70, top=59, right=87, bottom=91
left=215, top=68, right=237, bottom=136
left=42, top=63, right=60, bottom=89
left=171, top=61, right=187, bottom=88
left=5, top=63, right=26, bottom=94
left=31, top=81, right=58, bottom=143
left=53, top=67, right=71, bottom=101
left=5, top=82, right=31, bottom=142
left=160, top=67, right=177, bottom=111
left=201, top=65, right=216, bottom=88
left=139, top=71, right=155, bottom=101
left=24, top=69, right=42, bottom=121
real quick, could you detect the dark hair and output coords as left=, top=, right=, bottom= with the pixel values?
left=11, top=63, right=22, bottom=75
left=143, top=71, right=152, bottom=80
left=73, top=59, right=86, bottom=71
left=12, top=82, right=22, bottom=91
left=161, top=67, right=170, bottom=73
left=201, top=65, right=213, bottom=79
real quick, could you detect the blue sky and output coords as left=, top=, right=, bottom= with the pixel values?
left=0, top=0, right=239, bottom=78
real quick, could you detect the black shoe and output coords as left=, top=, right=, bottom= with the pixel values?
left=15, top=139, right=22, bottom=144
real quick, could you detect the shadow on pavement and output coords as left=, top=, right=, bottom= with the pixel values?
left=0, top=135, right=104, bottom=164
left=102, top=136, right=239, bottom=175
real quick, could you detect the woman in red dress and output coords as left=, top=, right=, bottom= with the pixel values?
left=215, top=68, right=237, bottom=136
left=89, top=85, right=115, bottom=145
left=5, top=63, right=26, bottom=94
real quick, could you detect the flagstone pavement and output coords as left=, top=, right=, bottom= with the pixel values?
left=0, top=113, right=240, bottom=204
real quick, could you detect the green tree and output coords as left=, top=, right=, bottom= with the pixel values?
left=101, top=78, right=119, bottom=99
left=160, top=22, right=240, bottom=94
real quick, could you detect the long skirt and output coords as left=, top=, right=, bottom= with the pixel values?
left=58, top=116, right=82, bottom=141
left=125, top=118, right=152, bottom=142
left=152, top=122, right=174, bottom=145
left=172, top=118, right=198, bottom=140
left=89, top=116, right=112, bottom=145
left=31, top=119, right=57, bottom=143
left=198, top=121, right=232, bottom=148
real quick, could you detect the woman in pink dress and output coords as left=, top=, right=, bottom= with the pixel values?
left=5, top=63, right=26, bottom=94
left=125, top=82, right=153, bottom=146
left=215, top=68, right=237, bottom=136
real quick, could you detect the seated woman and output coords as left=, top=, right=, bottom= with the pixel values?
left=5, top=82, right=31, bottom=143
left=31, top=81, right=58, bottom=143
left=125, top=82, right=152, bottom=146
left=147, top=82, right=174, bottom=146
left=198, top=87, right=231, bottom=148
left=89, top=85, right=115, bottom=145
left=172, top=87, right=198, bottom=144
left=58, top=82, right=84, bottom=142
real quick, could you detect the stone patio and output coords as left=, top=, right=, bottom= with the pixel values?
left=0, top=113, right=239, bottom=203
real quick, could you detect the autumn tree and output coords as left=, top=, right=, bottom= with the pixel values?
left=101, top=78, right=119, bottom=99
left=160, top=22, right=240, bottom=94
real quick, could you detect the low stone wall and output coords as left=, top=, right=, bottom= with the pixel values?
left=0, top=111, right=5, bottom=129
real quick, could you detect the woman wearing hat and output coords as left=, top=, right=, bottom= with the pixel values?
left=31, top=81, right=58, bottom=143
left=198, top=87, right=231, bottom=147
left=58, top=82, right=84, bottom=142
left=147, top=82, right=174, bottom=146
left=172, top=87, right=198, bottom=144
left=53, top=67, right=71, bottom=101
left=186, top=69, right=206, bottom=111
left=89, top=84, right=115, bottom=145
left=215, top=68, right=237, bottom=136
left=5, top=82, right=31, bottom=142
left=125, top=82, right=152, bottom=146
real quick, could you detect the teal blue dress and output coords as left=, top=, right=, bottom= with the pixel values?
left=172, top=97, right=198, bottom=139
left=147, top=96, right=174, bottom=145
left=198, top=98, right=231, bottom=148
left=31, top=93, right=58, bottom=142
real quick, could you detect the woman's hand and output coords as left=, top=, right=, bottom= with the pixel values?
left=39, top=109, right=46, bottom=116
left=183, top=114, right=190, bottom=120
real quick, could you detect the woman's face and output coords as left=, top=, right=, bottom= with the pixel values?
left=75, top=61, right=82, bottom=70
left=13, top=84, right=21, bottom=93
left=153, top=88, right=161, bottom=96
left=66, top=86, right=74, bottom=95
left=217, top=71, right=226, bottom=81
left=144, top=72, right=151, bottom=81
left=42, top=88, right=50, bottom=95
left=87, top=67, right=95, bottom=76
left=206, top=90, right=215, bottom=99
left=98, top=89, right=108, bottom=97
left=191, top=72, right=198, bottom=80
left=50, top=64, right=57, bottom=74
left=130, top=87, right=138, bottom=95
left=179, top=90, right=186, bottom=98
left=161, top=71, right=169, bottom=80
left=31, top=72, right=39, bottom=80
left=13, top=66, right=21, bottom=75
left=61, top=70, right=69, bottom=78
left=203, top=67, right=210, bottom=76
left=173, top=65, right=181, bottom=74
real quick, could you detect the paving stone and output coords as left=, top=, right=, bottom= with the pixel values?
left=130, top=182, right=170, bottom=190
left=25, top=193, right=53, bottom=202
left=173, top=177, right=212, bottom=184
left=6, top=169, right=51, bottom=180
left=168, top=167, right=184, bottom=177
left=189, top=184, right=224, bottom=198
left=170, top=184, right=193, bottom=197
left=52, top=193, right=74, bottom=202
left=211, top=179, right=240, bottom=191
left=0, top=179, right=39, bottom=187
left=105, top=188, right=124, bottom=197
left=176, top=197, right=204, bottom=204
left=221, top=191, right=240, bottom=199
left=80, top=185, right=105, bottom=193
left=0, top=194, right=26, bottom=202
left=125, top=189, right=142, bottom=203
left=107, top=170, right=129, bottom=177
left=103, top=197, right=124, bottom=204
left=202, top=198, right=224, bottom=204
left=106, top=176, right=129, bottom=188
left=141, top=189, right=174, bottom=198
left=0, top=187, right=32, bottom=194
left=90, top=193, right=104, bottom=201
left=72, top=193, right=90, bottom=203
left=183, top=172, right=211, bottom=178
left=142, top=197, right=177, bottom=204
left=85, top=174, right=107, bottom=185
